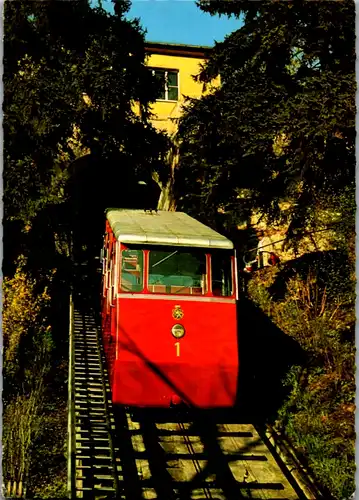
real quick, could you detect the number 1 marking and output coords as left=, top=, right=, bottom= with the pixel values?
left=175, top=342, right=180, bottom=357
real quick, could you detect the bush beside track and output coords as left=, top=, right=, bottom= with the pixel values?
left=247, top=253, right=355, bottom=500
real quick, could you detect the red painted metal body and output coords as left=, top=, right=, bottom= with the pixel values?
left=101, top=220, right=239, bottom=408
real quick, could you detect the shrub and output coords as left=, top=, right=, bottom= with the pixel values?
left=3, top=256, right=53, bottom=393
left=3, top=256, right=55, bottom=496
left=247, top=253, right=355, bottom=500
left=3, top=388, right=46, bottom=498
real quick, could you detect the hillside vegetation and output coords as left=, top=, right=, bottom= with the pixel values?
left=247, top=249, right=355, bottom=499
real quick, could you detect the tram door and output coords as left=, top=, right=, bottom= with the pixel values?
left=102, top=230, right=117, bottom=380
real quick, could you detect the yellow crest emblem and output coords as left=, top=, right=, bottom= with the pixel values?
left=172, top=305, right=184, bottom=320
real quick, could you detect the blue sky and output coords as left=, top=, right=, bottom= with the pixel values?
left=99, top=0, right=242, bottom=47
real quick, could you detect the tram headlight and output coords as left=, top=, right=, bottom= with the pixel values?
left=171, top=324, right=185, bottom=339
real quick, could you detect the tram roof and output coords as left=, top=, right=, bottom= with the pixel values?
left=106, top=209, right=234, bottom=249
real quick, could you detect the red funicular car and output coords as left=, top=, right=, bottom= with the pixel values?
left=101, top=209, right=239, bottom=408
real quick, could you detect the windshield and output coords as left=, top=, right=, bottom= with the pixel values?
left=148, top=249, right=207, bottom=295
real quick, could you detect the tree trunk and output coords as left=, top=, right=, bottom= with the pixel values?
left=154, top=137, right=178, bottom=211
left=156, top=178, right=176, bottom=211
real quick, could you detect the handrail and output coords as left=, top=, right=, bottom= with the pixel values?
left=67, top=295, right=75, bottom=498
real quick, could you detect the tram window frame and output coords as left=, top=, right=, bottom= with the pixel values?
left=120, top=246, right=144, bottom=293
left=106, top=242, right=111, bottom=290
left=102, top=237, right=108, bottom=297
left=211, top=251, right=234, bottom=297
left=102, top=234, right=108, bottom=276
left=110, top=243, right=117, bottom=303
left=148, top=247, right=207, bottom=296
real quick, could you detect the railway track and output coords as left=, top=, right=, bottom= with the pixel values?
left=68, top=294, right=319, bottom=500
left=68, top=297, right=123, bottom=499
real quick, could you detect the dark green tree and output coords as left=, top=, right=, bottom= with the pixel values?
left=4, top=0, right=168, bottom=236
left=176, top=0, right=355, bottom=241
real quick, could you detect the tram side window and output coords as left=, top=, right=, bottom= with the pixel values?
left=120, top=249, right=144, bottom=292
left=211, top=252, right=233, bottom=297
left=110, top=244, right=116, bottom=300
left=149, top=249, right=206, bottom=295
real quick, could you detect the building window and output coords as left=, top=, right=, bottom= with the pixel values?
left=150, top=69, right=179, bottom=101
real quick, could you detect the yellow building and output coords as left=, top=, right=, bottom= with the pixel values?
left=144, top=42, right=217, bottom=136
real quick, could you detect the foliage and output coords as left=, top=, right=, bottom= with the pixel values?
left=3, top=256, right=54, bottom=397
left=2, top=256, right=56, bottom=496
left=176, top=1, right=355, bottom=239
left=28, top=399, right=68, bottom=499
left=247, top=257, right=355, bottom=500
left=3, top=389, right=47, bottom=498
left=4, top=0, right=169, bottom=227
left=278, top=361, right=355, bottom=500
left=2, top=255, right=71, bottom=498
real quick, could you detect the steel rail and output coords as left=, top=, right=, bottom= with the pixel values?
left=179, top=420, right=213, bottom=499
left=67, top=293, right=76, bottom=498
left=256, top=423, right=326, bottom=500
